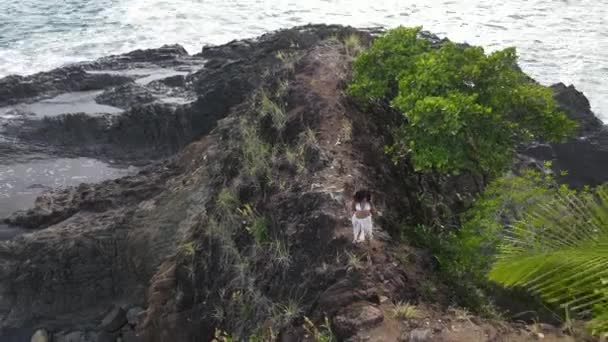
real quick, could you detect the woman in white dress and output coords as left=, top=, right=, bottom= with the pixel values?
left=351, top=190, right=375, bottom=243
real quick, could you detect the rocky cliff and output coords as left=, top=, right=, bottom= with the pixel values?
left=0, top=25, right=606, bottom=342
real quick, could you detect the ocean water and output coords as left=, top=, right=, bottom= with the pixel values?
left=0, top=0, right=606, bottom=121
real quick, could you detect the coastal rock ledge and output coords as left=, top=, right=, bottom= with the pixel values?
left=0, top=25, right=605, bottom=342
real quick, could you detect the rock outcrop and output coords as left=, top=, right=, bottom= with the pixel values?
left=522, top=82, right=607, bottom=188
left=0, top=25, right=604, bottom=342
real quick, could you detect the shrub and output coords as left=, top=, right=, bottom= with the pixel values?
left=250, top=216, right=269, bottom=244
left=448, top=169, right=566, bottom=283
left=349, top=27, right=576, bottom=174
left=488, top=184, right=608, bottom=336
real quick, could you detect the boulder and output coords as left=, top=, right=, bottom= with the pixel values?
left=550, top=83, right=603, bottom=133
left=333, top=302, right=384, bottom=338
left=101, top=307, right=128, bottom=332
left=408, top=328, right=432, bottom=342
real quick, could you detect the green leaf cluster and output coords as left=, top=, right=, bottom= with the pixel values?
left=445, top=170, right=571, bottom=281
left=489, top=185, right=608, bottom=335
left=349, top=27, right=576, bottom=174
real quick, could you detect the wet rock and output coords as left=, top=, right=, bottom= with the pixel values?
left=0, top=68, right=131, bottom=106
left=111, top=44, right=189, bottom=64
left=158, top=75, right=186, bottom=87
left=30, top=329, right=49, bottom=342
left=333, top=302, right=384, bottom=338
left=96, top=83, right=156, bottom=109
left=407, top=328, right=432, bottom=342
left=101, top=307, right=128, bottom=332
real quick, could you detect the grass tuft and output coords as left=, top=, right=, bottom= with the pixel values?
left=345, top=251, right=363, bottom=272
left=303, top=316, right=336, bottom=342
left=240, top=118, right=272, bottom=179
left=392, top=301, right=419, bottom=320
left=344, top=33, right=363, bottom=57
left=260, top=91, right=287, bottom=131
left=270, top=239, right=291, bottom=269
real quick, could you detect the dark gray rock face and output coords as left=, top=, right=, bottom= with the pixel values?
left=0, top=69, right=132, bottom=107
left=551, top=82, right=604, bottom=134
left=0, top=25, right=370, bottom=339
left=522, top=82, right=608, bottom=188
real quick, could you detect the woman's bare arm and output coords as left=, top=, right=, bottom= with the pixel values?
left=370, top=202, right=377, bottom=216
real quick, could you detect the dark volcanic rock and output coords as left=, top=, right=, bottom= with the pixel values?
left=100, top=307, right=127, bottom=332
left=0, top=68, right=131, bottom=106
left=5, top=166, right=172, bottom=229
left=157, top=74, right=186, bottom=87
left=333, top=302, right=384, bottom=338
left=92, top=44, right=190, bottom=68
left=551, top=82, right=604, bottom=134
left=96, top=83, right=156, bottom=109
left=520, top=83, right=608, bottom=188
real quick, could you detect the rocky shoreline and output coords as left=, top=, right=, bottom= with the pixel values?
left=0, top=25, right=606, bottom=342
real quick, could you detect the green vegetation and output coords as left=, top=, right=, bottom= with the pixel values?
left=345, top=250, right=363, bottom=271
left=240, top=117, right=272, bottom=179
left=349, top=26, right=575, bottom=174
left=413, top=168, right=608, bottom=335
left=392, top=302, right=419, bottom=320
left=260, top=91, right=287, bottom=131
left=343, top=33, right=363, bottom=57
left=489, top=184, right=608, bottom=336
left=273, top=299, right=303, bottom=326
left=447, top=168, right=567, bottom=283
left=303, top=316, right=336, bottom=342
left=270, top=239, right=291, bottom=269
left=401, top=170, right=569, bottom=316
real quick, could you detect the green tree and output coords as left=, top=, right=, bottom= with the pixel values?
left=349, top=27, right=576, bottom=174
left=489, top=185, right=608, bottom=336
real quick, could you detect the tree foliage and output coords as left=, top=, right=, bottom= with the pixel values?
left=349, top=27, right=576, bottom=174
left=447, top=169, right=566, bottom=282
left=489, top=185, right=608, bottom=335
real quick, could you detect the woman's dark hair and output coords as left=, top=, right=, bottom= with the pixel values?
left=354, top=190, right=371, bottom=203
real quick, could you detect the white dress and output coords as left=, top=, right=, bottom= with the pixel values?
left=352, top=202, right=373, bottom=242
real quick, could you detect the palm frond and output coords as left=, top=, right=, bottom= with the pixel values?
left=489, top=186, right=608, bottom=329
